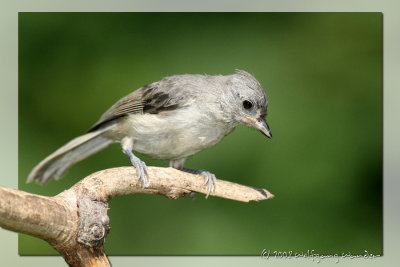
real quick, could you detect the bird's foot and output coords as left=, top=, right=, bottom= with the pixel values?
left=123, top=149, right=149, bottom=187
left=201, top=170, right=217, bottom=198
left=189, top=191, right=196, bottom=200
left=181, top=168, right=216, bottom=198
left=132, top=158, right=149, bottom=187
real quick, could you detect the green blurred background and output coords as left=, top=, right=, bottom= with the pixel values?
left=18, top=13, right=382, bottom=255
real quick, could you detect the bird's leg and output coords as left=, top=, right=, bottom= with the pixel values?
left=170, top=158, right=216, bottom=198
left=169, top=158, right=186, bottom=169
left=121, top=137, right=149, bottom=187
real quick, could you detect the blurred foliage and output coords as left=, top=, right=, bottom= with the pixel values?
left=18, top=13, right=382, bottom=255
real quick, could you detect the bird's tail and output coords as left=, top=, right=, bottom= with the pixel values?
left=27, top=130, right=114, bottom=184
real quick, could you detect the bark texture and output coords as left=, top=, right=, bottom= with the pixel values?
left=0, top=166, right=274, bottom=266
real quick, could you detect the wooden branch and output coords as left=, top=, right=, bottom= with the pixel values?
left=0, top=166, right=274, bottom=266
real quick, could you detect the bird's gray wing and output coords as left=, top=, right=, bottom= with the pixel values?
left=88, top=82, right=186, bottom=132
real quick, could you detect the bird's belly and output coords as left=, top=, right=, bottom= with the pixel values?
left=120, top=112, right=232, bottom=160
left=133, top=133, right=205, bottom=160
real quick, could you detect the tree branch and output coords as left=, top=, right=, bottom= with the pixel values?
left=0, top=166, right=274, bottom=266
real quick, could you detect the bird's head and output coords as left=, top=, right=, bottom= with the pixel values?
left=221, top=69, right=272, bottom=138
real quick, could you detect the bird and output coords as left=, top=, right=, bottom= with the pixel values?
left=27, top=69, right=272, bottom=197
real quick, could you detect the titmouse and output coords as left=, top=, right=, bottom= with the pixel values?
left=27, top=69, right=272, bottom=197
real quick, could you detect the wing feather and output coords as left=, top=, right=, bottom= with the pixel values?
left=88, top=82, right=187, bottom=132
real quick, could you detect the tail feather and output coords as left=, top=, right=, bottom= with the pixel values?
left=27, top=130, right=113, bottom=184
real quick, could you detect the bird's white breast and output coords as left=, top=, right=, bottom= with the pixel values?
left=113, top=106, right=234, bottom=160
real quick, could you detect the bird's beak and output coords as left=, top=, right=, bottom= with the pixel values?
left=246, top=116, right=272, bottom=139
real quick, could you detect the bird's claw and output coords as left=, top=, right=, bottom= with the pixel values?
left=200, top=170, right=216, bottom=198
left=169, top=163, right=217, bottom=199
left=127, top=153, right=149, bottom=187
left=189, top=191, right=196, bottom=200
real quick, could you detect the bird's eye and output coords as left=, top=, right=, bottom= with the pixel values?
left=242, top=100, right=253, bottom=110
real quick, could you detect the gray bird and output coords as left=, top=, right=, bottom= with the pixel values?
left=27, top=69, right=272, bottom=196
